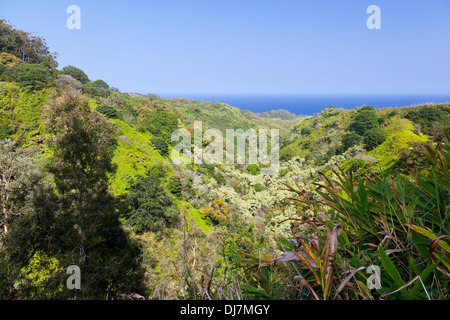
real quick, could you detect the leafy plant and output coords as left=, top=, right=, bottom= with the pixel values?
left=363, top=128, right=388, bottom=151
left=96, top=105, right=119, bottom=119
left=12, top=63, right=56, bottom=90
left=126, top=171, right=180, bottom=234
left=353, top=106, right=379, bottom=135
left=61, top=65, right=89, bottom=84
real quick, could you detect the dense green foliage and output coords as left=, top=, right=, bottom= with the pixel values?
left=246, top=163, right=261, bottom=175
left=339, top=132, right=361, bottom=153
left=405, top=106, right=449, bottom=128
left=0, top=20, right=58, bottom=68
left=96, top=104, right=119, bottom=119
left=1, top=20, right=449, bottom=301
left=143, top=109, right=179, bottom=156
left=352, top=106, right=379, bottom=135
left=11, top=63, right=56, bottom=90
left=61, top=65, right=89, bottom=84
left=363, top=127, right=388, bottom=151
left=126, top=170, right=180, bottom=234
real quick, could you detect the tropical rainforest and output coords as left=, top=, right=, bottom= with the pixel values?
left=0, top=20, right=449, bottom=300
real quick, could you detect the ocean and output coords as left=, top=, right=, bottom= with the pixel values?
left=161, top=94, right=450, bottom=116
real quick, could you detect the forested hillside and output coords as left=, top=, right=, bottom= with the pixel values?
left=0, top=20, right=449, bottom=300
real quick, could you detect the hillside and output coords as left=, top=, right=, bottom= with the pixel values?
left=0, top=20, right=449, bottom=301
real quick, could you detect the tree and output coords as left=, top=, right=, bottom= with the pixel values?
left=301, top=127, right=312, bottom=136
left=86, top=79, right=110, bottom=97
left=247, top=164, right=261, bottom=175
left=143, top=110, right=179, bottom=156
left=202, top=198, right=229, bottom=225
left=96, top=105, right=119, bottom=119
left=339, top=132, right=361, bottom=153
left=363, top=128, right=388, bottom=151
left=43, top=89, right=141, bottom=298
left=12, top=63, right=56, bottom=90
left=0, top=52, right=22, bottom=66
left=0, top=139, right=36, bottom=241
left=353, top=106, right=379, bottom=135
left=126, top=171, right=180, bottom=234
left=168, top=175, right=182, bottom=198
left=143, top=109, right=179, bottom=138
left=61, top=65, right=89, bottom=84
left=151, top=135, right=169, bottom=156
left=405, top=106, right=449, bottom=128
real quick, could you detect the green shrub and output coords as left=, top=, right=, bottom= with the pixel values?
left=96, top=105, right=119, bottom=119
left=151, top=135, right=169, bottom=157
left=368, top=130, right=428, bottom=168
left=301, top=127, right=311, bottom=136
left=144, top=109, right=179, bottom=157
left=363, top=128, right=388, bottom=151
left=280, top=136, right=450, bottom=300
left=405, top=106, right=448, bottom=128
left=353, top=106, right=379, bottom=135
left=61, top=65, right=89, bottom=84
left=126, top=172, right=180, bottom=234
left=213, top=172, right=226, bottom=185
left=12, top=63, right=55, bottom=90
left=0, top=124, right=13, bottom=140
left=168, top=175, right=182, bottom=198
left=247, top=164, right=261, bottom=175
left=253, top=183, right=264, bottom=192
left=86, top=79, right=110, bottom=97
left=339, top=132, right=361, bottom=153
left=143, top=109, right=179, bottom=138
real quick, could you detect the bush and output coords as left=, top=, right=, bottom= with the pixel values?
left=143, top=109, right=179, bottom=138
left=144, top=110, right=179, bottom=156
left=11, top=63, right=55, bottom=90
left=213, top=172, right=226, bottom=185
left=301, top=127, right=312, bottom=136
left=61, top=65, right=89, bottom=84
left=247, top=164, right=261, bottom=175
left=405, top=106, right=448, bottom=128
left=363, top=128, right=388, bottom=151
left=86, top=79, right=110, bottom=97
left=151, top=135, right=169, bottom=157
left=126, top=172, right=180, bottom=234
left=96, top=105, right=119, bottom=119
left=353, top=106, right=379, bottom=135
left=279, top=136, right=450, bottom=300
left=253, top=183, right=264, bottom=192
left=0, top=125, right=13, bottom=140
left=168, top=175, right=182, bottom=198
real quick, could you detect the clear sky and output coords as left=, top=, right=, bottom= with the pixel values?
left=1, top=0, right=449, bottom=95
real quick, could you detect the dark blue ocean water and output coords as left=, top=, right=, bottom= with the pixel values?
left=162, top=94, right=450, bottom=116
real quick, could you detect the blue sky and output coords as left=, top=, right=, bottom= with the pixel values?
left=1, top=0, right=449, bottom=95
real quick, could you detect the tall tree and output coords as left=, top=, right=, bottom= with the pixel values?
left=44, top=89, right=142, bottom=298
left=0, top=20, right=58, bottom=68
left=0, top=139, right=36, bottom=242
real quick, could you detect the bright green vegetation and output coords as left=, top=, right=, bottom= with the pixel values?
left=0, top=20, right=449, bottom=300
left=96, top=105, right=119, bottom=119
